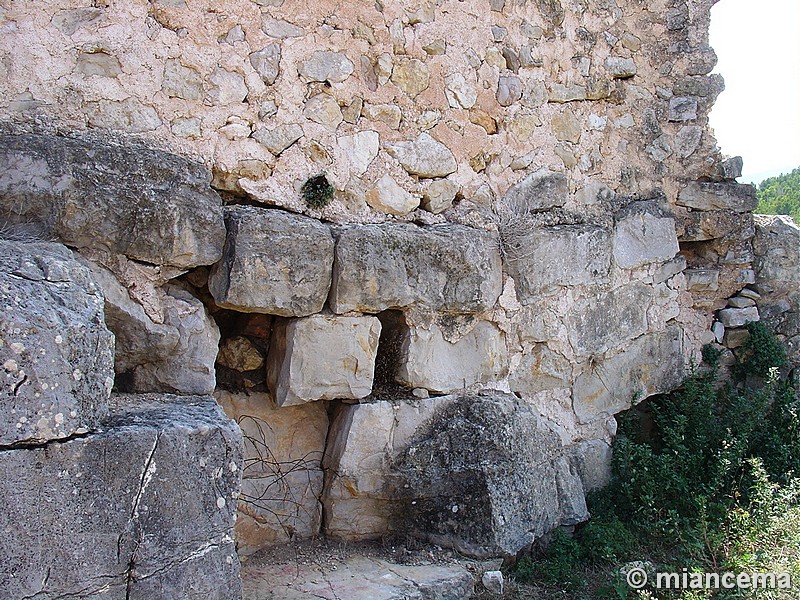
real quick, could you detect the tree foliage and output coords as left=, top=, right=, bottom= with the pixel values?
left=756, top=167, right=800, bottom=221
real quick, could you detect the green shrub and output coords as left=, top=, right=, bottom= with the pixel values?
left=511, top=324, right=799, bottom=598
left=301, top=174, right=335, bottom=209
left=512, top=530, right=586, bottom=591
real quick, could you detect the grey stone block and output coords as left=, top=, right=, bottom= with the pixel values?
left=0, top=134, right=225, bottom=268
left=330, top=224, right=502, bottom=314
left=209, top=206, right=335, bottom=317
left=0, top=394, right=243, bottom=599
left=0, top=240, right=114, bottom=446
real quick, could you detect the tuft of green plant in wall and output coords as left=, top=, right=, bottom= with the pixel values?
left=301, top=174, right=335, bottom=209
left=508, top=324, right=800, bottom=599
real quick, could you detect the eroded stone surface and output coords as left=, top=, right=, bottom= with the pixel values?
left=0, top=241, right=114, bottom=446
left=324, top=394, right=590, bottom=558
left=386, top=133, right=457, bottom=178
left=241, top=553, right=474, bottom=600
left=331, top=224, right=502, bottom=314
left=216, top=391, right=328, bottom=555
left=209, top=206, right=334, bottom=317
left=0, top=394, right=243, bottom=599
left=396, top=320, right=507, bottom=393
left=0, top=134, right=225, bottom=268
left=267, top=315, right=382, bottom=406
left=677, top=181, right=758, bottom=212
left=503, top=224, right=612, bottom=302
left=613, top=203, right=679, bottom=269
left=573, top=326, right=684, bottom=423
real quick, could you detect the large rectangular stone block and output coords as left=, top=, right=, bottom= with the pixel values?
left=216, top=391, right=328, bottom=556
left=573, top=326, right=684, bottom=423
left=0, top=241, right=114, bottom=446
left=330, top=223, right=502, bottom=314
left=676, top=181, right=757, bottom=213
left=267, top=315, right=382, bottom=406
left=323, top=394, right=590, bottom=558
left=0, top=134, right=225, bottom=268
left=503, top=224, right=611, bottom=303
left=209, top=206, right=335, bottom=317
left=0, top=394, right=243, bottom=599
left=396, top=320, right=507, bottom=393
left=612, top=203, right=679, bottom=269
left=566, top=284, right=652, bottom=356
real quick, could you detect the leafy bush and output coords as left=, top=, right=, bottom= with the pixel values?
left=510, top=324, right=800, bottom=598
left=301, top=174, right=335, bottom=209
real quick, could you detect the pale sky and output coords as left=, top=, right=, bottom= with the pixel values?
left=709, top=0, right=800, bottom=185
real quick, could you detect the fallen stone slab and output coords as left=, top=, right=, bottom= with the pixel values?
left=0, top=133, right=225, bottom=268
left=241, top=553, right=474, bottom=600
left=0, top=240, right=114, bottom=446
left=330, top=223, right=502, bottom=314
left=0, top=394, right=243, bottom=599
left=209, top=206, right=334, bottom=317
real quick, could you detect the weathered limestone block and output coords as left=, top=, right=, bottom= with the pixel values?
left=330, top=224, right=502, bottom=314
left=612, top=203, right=679, bottom=269
left=267, top=315, right=382, bottom=406
left=753, top=214, right=800, bottom=292
left=503, top=225, right=612, bottom=302
left=209, top=206, right=334, bottom=317
left=324, top=394, right=589, bottom=557
left=676, top=181, right=758, bottom=212
left=0, top=134, right=225, bottom=268
left=216, top=391, right=328, bottom=555
left=0, top=394, right=242, bottom=599
left=685, top=268, right=719, bottom=292
left=680, top=210, right=754, bottom=242
left=509, top=344, right=572, bottom=394
left=128, top=285, right=220, bottom=395
left=0, top=241, right=114, bottom=446
left=718, top=306, right=759, bottom=328
left=299, top=51, right=354, bottom=83
left=396, top=320, right=507, bottom=393
left=752, top=215, right=800, bottom=363
left=573, top=326, right=684, bottom=423
left=500, top=168, right=567, bottom=212
left=83, top=260, right=180, bottom=373
left=566, top=284, right=652, bottom=356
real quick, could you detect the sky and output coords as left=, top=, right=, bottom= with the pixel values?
left=708, top=0, right=800, bottom=185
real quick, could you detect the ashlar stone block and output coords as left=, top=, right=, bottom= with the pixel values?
left=267, top=315, right=382, bottom=406
left=0, top=394, right=243, bottom=599
left=0, top=241, right=114, bottom=446
left=330, top=223, right=502, bottom=314
left=209, top=206, right=334, bottom=317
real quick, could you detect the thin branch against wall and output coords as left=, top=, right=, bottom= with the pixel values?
left=235, top=414, right=323, bottom=538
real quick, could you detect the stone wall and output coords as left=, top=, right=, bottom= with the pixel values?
left=0, top=0, right=771, bottom=586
